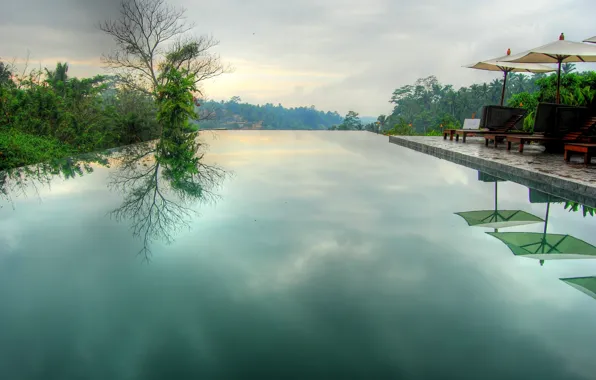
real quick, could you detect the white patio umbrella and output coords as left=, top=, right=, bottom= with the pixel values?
left=500, top=33, right=596, bottom=103
left=584, top=36, right=596, bottom=44
left=464, top=49, right=555, bottom=106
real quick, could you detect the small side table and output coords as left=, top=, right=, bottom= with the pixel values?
left=564, top=143, right=596, bottom=165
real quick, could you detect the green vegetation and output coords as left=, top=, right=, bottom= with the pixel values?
left=328, top=111, right=365, bottom=131
left=0, top=129, right=74, bottom=169
left=0, top=0, right=225, bottom=171
left=379, top=68, right=596, bottom=135
left=198, top=97, right=342, bottom=130
left=0, top=61, right=161, bottom=170
left=564, top=201, right=596, bottom=218
left=329, top=109, right=446, bottom=136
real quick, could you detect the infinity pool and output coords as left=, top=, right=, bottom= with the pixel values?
left=1, top=131, right=596, bottom=379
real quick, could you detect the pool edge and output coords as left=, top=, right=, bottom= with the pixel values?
left=388, top=135, right=596, bottom=208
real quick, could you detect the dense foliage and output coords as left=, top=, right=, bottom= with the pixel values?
left=198, top=97, right=343, bottom=130
left=328, top=111, right=364, bottom=131
left=381, top=68, right=596, bottom=135
left=0, top=61, right=162, bottom=170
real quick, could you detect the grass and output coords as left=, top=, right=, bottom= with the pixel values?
left=0, top=129, right=75, bottom=171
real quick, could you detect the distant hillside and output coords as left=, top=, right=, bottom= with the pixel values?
left=360, top=116, right=378, bottom=124
left=195, top=98, right=343, bottom=130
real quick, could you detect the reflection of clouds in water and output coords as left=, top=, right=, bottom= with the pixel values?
left=259, top=232, right=432, bottom=293
left=266, top=233, right=377, bottom=289
left=1, top=167, right=112, bottom=202
left=202, top=132, right=596, bottom=321
left=437, top=160, right=470, bottom=185
left=380, top=184, right=408, bottom=193
left=0, top=237, right=16, bottom=255
left=211, top=133, right=474, bottom=207
left=3, top=132, right=596, bottom=378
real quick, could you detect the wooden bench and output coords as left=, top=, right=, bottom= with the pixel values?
left=483, top=134, right=506, bottom=147
left=457, top=114, right=527, bottom=143
left=564, top=143, right=596, bottom=164
left=483, top=132, right=534, bottom=149
left=455, top=129, right=494, bottom=142
left=504, top=135, right=555, bottom=153
left=443, top=129, right=456, bottom=140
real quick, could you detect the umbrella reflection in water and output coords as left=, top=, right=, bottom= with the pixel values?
left=561, top=277, right=596, bottom=301
left=455, top=172, right=543, bottom=233
left=488, top=189, right=596, bottom=266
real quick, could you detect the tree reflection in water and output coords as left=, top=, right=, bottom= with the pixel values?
left=108, top=133, right=227, bottom=260
left=0, top=154, right=110, bottom=207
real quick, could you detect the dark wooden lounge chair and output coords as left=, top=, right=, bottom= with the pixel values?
left=504, top=115, right=596, bottom=153
left=455, top=113, right=527, bottom=143
left=484, top=104, right=593, bottom=151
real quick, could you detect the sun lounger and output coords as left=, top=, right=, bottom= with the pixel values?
left=482, top=131, right=533, bottom=148
left=497, top=114, right=596, bottom=153
left=443, top=129, right=457, bottom=140
left=455, top=113, right=526, bottom=143
left=483, top=104, right=594, bottom=151
left=504, top=135, right=557, bottom=152
left=444, top=119, right=482, bottom=140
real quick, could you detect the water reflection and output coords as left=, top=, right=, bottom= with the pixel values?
left=455, top=171, right=543, bottom=232
left=3, top=133, right=596, bottom=378
left=0, top=133, right=227, bottom=260
left=0, top=154, right=110, bottom=206
left=455, top=171, right=596, bottom=267
left=107, top=135, right=227, bottom=259
left=491, top=189, right=596, bottom=266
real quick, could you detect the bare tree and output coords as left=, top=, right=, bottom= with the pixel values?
left=99, top=0, right=229, bottom=96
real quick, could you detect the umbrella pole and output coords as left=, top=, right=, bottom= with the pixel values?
left=494, top=182, right=499, bottom=233
left=542, top=202, right=551, bottom=253
left=494, top=182, right=498, bottom=211
left=544, top=202, right=550, bottom=234
left=556, top=59, right=562, bottom=104
left=500, top=71, right=509, bottom=106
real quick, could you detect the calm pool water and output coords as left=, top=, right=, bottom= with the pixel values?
left=2, top=131, right=596, bottom=379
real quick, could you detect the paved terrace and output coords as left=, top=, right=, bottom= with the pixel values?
left=389, top=136, right=596, bottom=208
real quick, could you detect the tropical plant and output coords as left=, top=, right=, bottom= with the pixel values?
left=564, top=201, right=596, bottom=217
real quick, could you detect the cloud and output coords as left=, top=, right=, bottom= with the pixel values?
left=1, top=0, right=596, bottom=115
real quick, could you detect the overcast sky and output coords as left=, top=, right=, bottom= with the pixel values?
left=1, top=0, right=595, bottom=115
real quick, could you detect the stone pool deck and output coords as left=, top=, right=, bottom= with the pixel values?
left=389, top=136, right=596, bottom=207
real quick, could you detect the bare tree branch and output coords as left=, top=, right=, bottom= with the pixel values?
left=99, top=0, right=229, bottom=96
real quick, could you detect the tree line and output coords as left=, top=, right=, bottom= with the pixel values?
left=197, top=97, right=343, bottom=130
left=332, top=64, right=596, bottom=135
